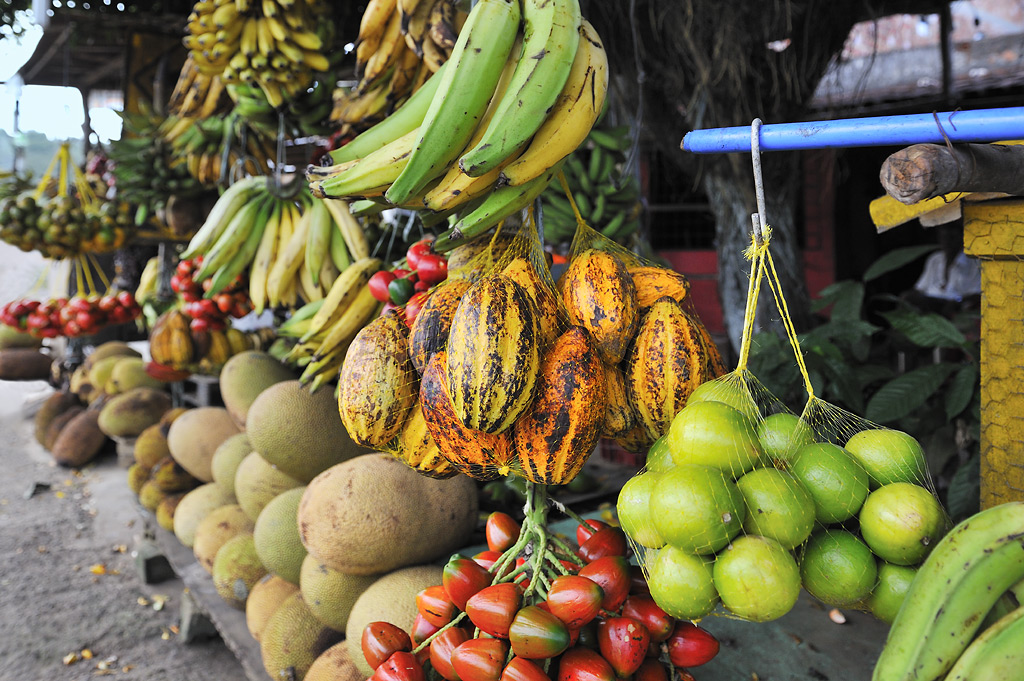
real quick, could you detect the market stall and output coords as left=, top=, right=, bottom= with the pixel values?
left=1, top=1, right=1023, bottom=681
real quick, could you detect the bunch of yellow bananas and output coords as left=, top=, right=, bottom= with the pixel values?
left=183, top=0, right=333, bottom=110
left=167, top=54, right=231, bottom=119
left=181, top=176, right=375, bottom=319
left=330, top=0, right=465, bottom=131
left=309, top=0, right=609, bottom=254
left=159, top=114, right=272, bottom=187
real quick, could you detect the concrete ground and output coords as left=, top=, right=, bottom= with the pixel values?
left=0, top=378, right=248, bottom=681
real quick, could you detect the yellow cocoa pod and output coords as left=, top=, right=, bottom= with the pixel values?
left=420, top=351, right=515, bottom=481
left=446, top=274, right=540, bottom=434
left=561, top=249, right=638, bottom=365
left=515, top=327, right=606, bottom=485
left=626, top=297, right=708, bottom=440
left=409, top=279, right=470, bottom=376
left=628, top=265, right=691, bottom=310
left=338, top=309, right=417, bottom=449
left=601, top=363, right=636, bottom=439
left=395, top=402, right=458, bottom=479
left=501, top=256, right=562, bottom=348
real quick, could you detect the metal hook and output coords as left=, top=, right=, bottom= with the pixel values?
left=750, top=118, right=768, bottom=246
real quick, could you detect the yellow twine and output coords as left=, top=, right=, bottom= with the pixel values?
left=556, top=170, right=586, bottom=227
left=33, top=147, right=62, bottom=201
left=87, top=252, right=110, bottom=291
left=57, top=143, right=70, bottom=198
left=74, top=255, right=85, bottom=297
left=736, top=229, right=771, bottom=371
left=763, top=249, right=815, bottom=399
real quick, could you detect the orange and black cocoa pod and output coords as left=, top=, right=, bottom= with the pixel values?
left=561, top=249, right=638, bottom=365
left=409, top=279, right=470, bottom=376
left=501, top=256, right=562, bottom=349
left=394, top=402, right=458, bottom=479
left=601, top=362, right=636, bottom=439
left=626, top=297, right=708, bottom=440
left=515, top=327, right=606, bottom=485
left=338, top=308, right=417, bottom=449
left=446, top=273, right=540, bottom=434
left=628, top=265, right=691, bottom=311
left=420, top=351, right=515, bottom=481
left=614, top=423, right=655, bottom=454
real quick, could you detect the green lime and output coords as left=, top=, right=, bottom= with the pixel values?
left=713, top=535, right=801, bottom=622
left=617, top=470, right=665, bottom=549
left=736, top=467, right=816, bottom=549
left=789, top=443, right=870, bottom=523
left=844, top=429, right=927, bottom=487
left=859, top=483, right=946, bottom=565
left=645, top=436, right=675, bottom=473
left=757, top=413, right=814, bottom=463
left=800, top=530, right=878, bottom=607
left=668, top=401, right=762, bottom=477
left=867, top=562, right=918, bottom=624
left=647, top=544, right=719, bottom=619
left=650, top=464, right=745, bottom=555
left=687, top=378, right=760, bottom=422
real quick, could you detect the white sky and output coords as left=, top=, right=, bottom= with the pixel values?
left=0, top=23, right=122, bottom=142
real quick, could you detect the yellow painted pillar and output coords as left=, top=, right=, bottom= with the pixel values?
left=962, top=198, right=1024, bottom=509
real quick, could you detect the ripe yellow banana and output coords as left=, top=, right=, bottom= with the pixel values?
left=358, top=0, right=398, bottom=45
left=304, top=199, right=333, bottom=286
left=303, top=257, right=383, bottom=342
left=250, top=200, right=282, bottom=314
left=322, top=199, right=371, bottom=261
left=267, top=204, right=312, bottom=305
left=427, top=0, right=457, bottom=51
left=498, top=19, right=608, bottom=187
left=362, top=9, right=405, bottom=89
left=403, top=0, right=434, bottom=57
left=312, top=285, right=382, bottom=359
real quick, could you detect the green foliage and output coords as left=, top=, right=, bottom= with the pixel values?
left=747, top=260, right=981, bottom=517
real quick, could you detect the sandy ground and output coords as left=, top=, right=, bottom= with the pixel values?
left=0, top=379, right=248, bottom=681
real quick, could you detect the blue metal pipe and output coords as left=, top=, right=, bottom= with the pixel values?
left=682, top=107, right=1024, bottom=154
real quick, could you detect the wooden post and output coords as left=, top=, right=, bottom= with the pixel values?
left=962, top=198, right=1024, bottom=509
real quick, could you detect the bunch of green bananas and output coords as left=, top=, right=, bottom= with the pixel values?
left=108, top=112, right=205, bottom=225
left=159, top=113, right=274, bottom=187
left=229, top=75, right=335, bottom=140
left=307, top=0, right=610, bottom=254
left=872, top=501, right=1024, bottom=681
left=539, top=125, right=641, bottom=245
left=184, top=0, right=334, bottom=109
left=331, top=0, right=462, bottom=132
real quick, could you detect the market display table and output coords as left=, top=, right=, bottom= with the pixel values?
left=149, top=523, right=267, bottom=681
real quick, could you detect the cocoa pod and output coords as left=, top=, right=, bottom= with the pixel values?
left=628, top=265, right=690, bottom=310
left=409, top=279, right=470, bottom=376
left=501, top=256, right=562, bottom=348
left=561, top=249, right=638, bottom=365
left=395, top=402, right=458, bottom=479
left=514, top=327, right=606, bottom=485
left=601, top=363, right=636, bottom=439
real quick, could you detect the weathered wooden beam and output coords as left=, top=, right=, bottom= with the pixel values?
left=880, top=143, right=1024, bottom=204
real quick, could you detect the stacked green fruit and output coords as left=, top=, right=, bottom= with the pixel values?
left=108, top=111, right=205, bottom=225
left=617, top=380, right=946, bottom=625
left=539, top=125, right=641, bottom=245
left=0, top=193, right=127, bottom=259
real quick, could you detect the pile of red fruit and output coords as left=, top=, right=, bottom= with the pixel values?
left=0, top=292, right=141, bottom=338
left=170, top=256, right=253, bottom=331
left=362, top=513, right=720, bottom=681
left=369, top=237, right=449, bottom=328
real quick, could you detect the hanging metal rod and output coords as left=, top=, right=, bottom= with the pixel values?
left=681, top=106, right=1024, bottom=154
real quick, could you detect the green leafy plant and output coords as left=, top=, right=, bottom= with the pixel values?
left=748, top=245, right=981, bottom=520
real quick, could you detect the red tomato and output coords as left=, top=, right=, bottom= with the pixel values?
left=578, top=527, right=629, bottom=563
left=546, top=575, right=605, bottom=629
left=410, top=613, right=441, bottom=662
left=68, top=297, right=92, bottom=313
left=414, top=279, right=430, bottom=292
left=405, top=291, right=429, bottom=328
left=628, top=566, right=650, bottom=596
left=75, top=311, right=97, bottom=330
left=369, top=271, right=398, bottom=303
left=407, top=240, right=434, bottom=271
left=215, top=292, right=235, bottom=314
left=116, top=290, right=135, bottom=308
left=429, top=627, right=470, bottom=681
left=63, top=320, right=82, bottom=337
left=509, top=605, right=571, bottom=660
left=393, top=268, right=412, bottom=279
left=417, top=585, right=456, bottom=628
left=665, top=622, right=719, bottom=668
left=557, top=646, right=616, bottom=681
left=373, top=651, right=426, bottom=681
left=577, top=557, right=631, bottom=612
left=634, top=659, right=670, bottom=681
left=501, top=657, right=551, bottom=681
left=443, top=556, right=494, bottom=611
left=596, top=617, right=650, bottom=677
left=416, top=254, right=448, bottom=286
left=486, top=512, right=521, bottom=553
left=576, top=520, right=609, bottom=546
left=621, top=596, right=674, bottom=642
left=451, top=638, right=509, bottom=681
left=97, top=294, right=118, bottom=312
left=473, top=550, right=502, bottom=571
left=362, top=622, right=413, bottom=670
left=466, top=582, right=522, bottom=639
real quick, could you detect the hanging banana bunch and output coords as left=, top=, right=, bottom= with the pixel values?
left=311, top=0, right=609, bottom=253
left=182, top=0, right=335, bottom=110
left=330, top=0, right=465, bottom=132
left=167, top=54, right=232, bottom=119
